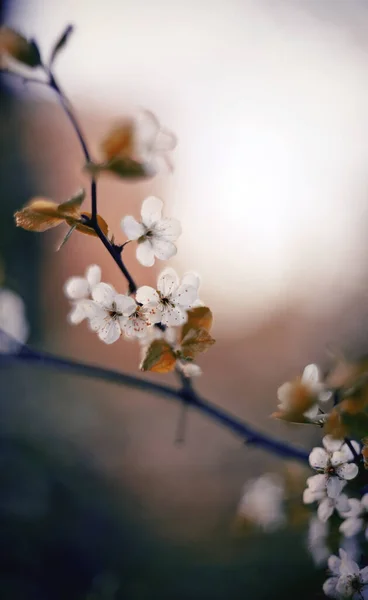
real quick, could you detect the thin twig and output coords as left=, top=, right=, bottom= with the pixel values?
left=344, top=437, right=361, bottom=463
left=0, top=340, right=309, bottom=462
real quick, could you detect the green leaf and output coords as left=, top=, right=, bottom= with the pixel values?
left=49, top=24, right=74, bottom=66
left=0, top=28, right=42, bottom=67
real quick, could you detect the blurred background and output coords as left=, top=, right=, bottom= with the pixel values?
left=1, top=0, right=368, bottom=597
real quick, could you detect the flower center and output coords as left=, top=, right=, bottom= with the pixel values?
left=108, top=302, right=122, bottom=319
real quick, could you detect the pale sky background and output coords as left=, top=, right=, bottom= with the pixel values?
left=6, top=0, right=368, bottom=329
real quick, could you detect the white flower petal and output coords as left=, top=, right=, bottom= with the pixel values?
left=360, top=566, right=368, bottom=583
left=307, top=474, right=327, bottom=492
left=97, top=319, right=121, bottom=344
left=336, top=575, right=354, bottom=597
left=339, top=517, right=364, bottom=538
left=181, top=271, right=201, bottom=291
left=304, top=403, right=319, bottom=420
left=338, top=552, right=360, bottom=576
left=335, top=494, right=350, bottom=515
left=302, top=364, right=320, bottom=385
left=64, top=276, right=89, bottom=300
left=136, top=240, right=155, bottom=267
left=68, top=299, right=94, bottom=325
left=161, top=305, right=187, bottom=327
left=157, top=267, right=179, bottom=297
left=113, top=294, right=136, bottom=316
left=318, top=498, right=334, bottom=522
left=361, top=494, right=368, bottom=510
left=345, top=498, right=363, bottom=519
left=173, top=284, right=198, bottom=309
left=136, top=286, right=159, bottom=305
left=335, top=463, right=359, bottom=481
left=121, top=216, right=145, bottom=240
left=154, top=128, right=177, bottom=152
left=152, top=217, right=182, bottom=241
left=92, top=283, right=116, bottom=309
left=337, top=441, right=361, bottom=463
left=88, top=307, right=108, bottom=332
left=323, top=436, right=344, bottom=454
left=276, top=382, right=292, bottom=407
left=178, top=362, right=202, bottom=378
left=326, top=476, right=346, bottom=499
left=309, top=447, right=329, bottom=470
left=85, top=264, right=101, bottom=289
left=151, top=238, right=177, bottom=260
left=328, top=554, right=342, bottom=576
left=322, top=576, right=339, bottom=598
left=124, top=316, right=149, bottom=338
left=141, top=196, right=163, bottom=227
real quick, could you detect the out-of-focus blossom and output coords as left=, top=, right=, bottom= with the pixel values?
left=274, top=364, right=330, bottom=423
left=237, top=473, right=285, bottom=531
left=340, top=495, right=368, bottom=540
left=135, top=109, right=177, bottom=171
left=0, top=288, right=29, bottom=352
left=176, top=361, right=202, bottom=378
left=63, top=264, right=101, bottom=324
left=308, top=436, right=360, bottom=498
left=323, top=549, right=368, bottom=599
left=121, top=196, right=181, bottom=267
left=307, top=516, right=331, bottom=567
left=136, top=267, right=198, bottom=326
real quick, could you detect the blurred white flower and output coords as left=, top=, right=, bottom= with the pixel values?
left=177, top=361, right=202, bottom=378
left=121, top=196, right=181, bottom=267
left=303, top=476, right=350, bottom=522
left=0, top=288, right=29, bottom=352
left=63, top=264, right=101, bottom=324
left=276, top=364, right=330, bottom=423
left=340, top=495, right=368, bottom=540
left=308, top=436, right=360, bottom=498
left=136, top=267, right=198, bottom=326
left=323, top=549, right=368, bottom=599
left=307, top=516, right=331, bottom=567
left=135, top=109, right=177, bottom=171
left=237, top=473, right=285, bottom=532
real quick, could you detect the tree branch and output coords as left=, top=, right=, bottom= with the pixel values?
left=0, top=336, right=309, bottom=463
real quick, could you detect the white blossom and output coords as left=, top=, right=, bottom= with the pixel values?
left=86, top=283, right=138, bottom=344
left=136, top=267, right=198, bottom=327
left=237, top=473, right=285, bottom=532
left=340, top=495, right=368, bottom=540
left=63, top=264, right=101, bottom=324
left=276, top=364, right=330, bottom=422
left=121, top=196, right=181, bottom=267
left=176, top=361, right=202, bottom=378
left=308, top=436, right=360, bottom=498
left=323, top=549, right=368, bottom=599
left=0, top=288, right=29, bottom=352
left=134, top=109, right=177, bottom=171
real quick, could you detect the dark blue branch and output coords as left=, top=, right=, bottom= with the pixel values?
left=0, top=338, right=309, bottom=463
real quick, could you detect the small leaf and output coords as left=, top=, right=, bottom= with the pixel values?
left=0, top=27, right=41, bottom=67
left=181, top=306, right=213, bottom=341
left=56, top=225, right=77, bottom=251
left=58, top=188, right=85, bottom=217
left=101, top=158, right=153, bottom=180
left=180, top=328, right=215, bottom=360
left=101, top=121, right=135, bottom=161
left=140, top=340, right=176, bottom=373
left=49, top=24, right=74, bottom=66
left=14, top=198, right=62, bottom=231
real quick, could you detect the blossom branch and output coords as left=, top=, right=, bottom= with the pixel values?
left=1, top=66, right=137, bottom=294
left=0, top=337, right=309, bottom=462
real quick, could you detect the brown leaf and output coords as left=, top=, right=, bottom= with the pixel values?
left=49, top=24, right=74, bottom=66
left=181, top=306, right=213, bottom=341
left=14, top=198, right=63, bottom=231
left=140, top=340, right=176, bottom=373
left=180, top=327, right=215, bottom=360
left=58, top=189, right=85, bottom=218
left=0, top=27, right=41, bottom=67
left=101, top=121, right=135, bottom=161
